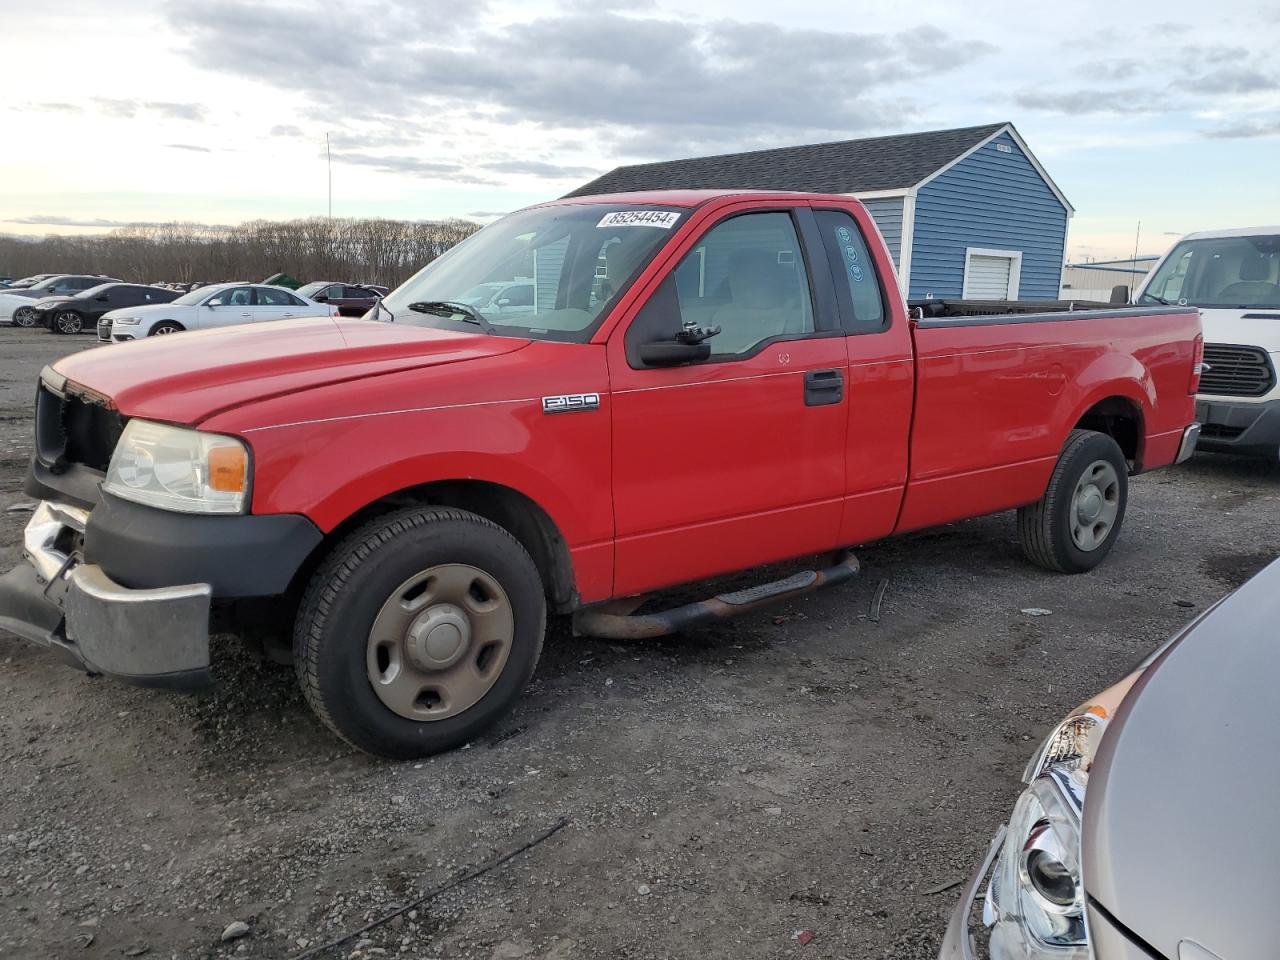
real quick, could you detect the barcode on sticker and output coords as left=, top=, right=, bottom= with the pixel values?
left=597, top=210, right=680, bottom=229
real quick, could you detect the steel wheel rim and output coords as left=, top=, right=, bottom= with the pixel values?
left=1070, top=459, right=1120, bottom=552
left=366, top=563, right=514, bottom=721
left=57, top=311, right=81, bottom=334
left=14, top=307, right=36, bottom=327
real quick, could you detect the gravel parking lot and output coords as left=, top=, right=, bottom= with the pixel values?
left=1, top=328, right=1277, bottom=960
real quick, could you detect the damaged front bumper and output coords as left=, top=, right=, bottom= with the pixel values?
left=0, top=501, right=212, bottom=689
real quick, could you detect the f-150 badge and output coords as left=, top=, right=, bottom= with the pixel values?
left=542, top=393, right=601, bottom=414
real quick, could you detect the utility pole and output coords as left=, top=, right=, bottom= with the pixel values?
left=326, top=132, right=332, bottom=219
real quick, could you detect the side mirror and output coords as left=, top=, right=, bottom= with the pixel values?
left=313, top=294, right=328, bottom=302
left=207, top=299, right=222, bottom=307
left=1110, top=284, right=1130, bottom=305
left=96, top=295, right=109, bottom=302
left=638, top=339, right=712, bottom=366
left=497, top=298, right=511, bottom=306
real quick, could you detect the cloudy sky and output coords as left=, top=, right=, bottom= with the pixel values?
left=2, top=0, right=1278, bottom=260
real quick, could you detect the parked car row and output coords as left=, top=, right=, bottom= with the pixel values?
left=0, top=274, right=120, bottom=326
left=1, top=274, right=384, bottom=336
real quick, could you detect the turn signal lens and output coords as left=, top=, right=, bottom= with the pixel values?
left=1190, top=332, right=1204, bottom=394
left=208, top=445, right=247, bottom=493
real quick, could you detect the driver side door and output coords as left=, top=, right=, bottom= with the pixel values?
left=201, top=286, right=256, bottom=328
left=605, top=203, right=850, bottom=597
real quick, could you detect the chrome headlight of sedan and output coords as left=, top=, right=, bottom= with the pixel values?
left=112, top=316, right=142, bottom=325
left=983, top=672, right=1141, bottom=959
left=104, top=419, right=250, bottom=514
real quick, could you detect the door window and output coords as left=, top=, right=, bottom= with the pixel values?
left=209, top=287, right=254, bottom=306
left=257, top=287, right=295, bottom=306
left=814, top=210, right=886, bottom=333
left=631, top=211, right=816, bottom=360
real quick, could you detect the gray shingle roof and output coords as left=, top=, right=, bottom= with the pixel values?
left=565, top=123, right=1010, bottom=198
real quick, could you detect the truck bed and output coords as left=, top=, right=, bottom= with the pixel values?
left=895, top=304, right=1201, bottom=533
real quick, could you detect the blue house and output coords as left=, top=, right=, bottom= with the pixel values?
left=566, top=123, right=1074, bottom=301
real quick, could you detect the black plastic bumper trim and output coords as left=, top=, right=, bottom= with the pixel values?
left=83, top=492, right=323, bottom=598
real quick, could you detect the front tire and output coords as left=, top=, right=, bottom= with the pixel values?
left=294, top=507, right=546, bottom=759
left=149, top=320, right=184, bottom=336
left=53, top=310, right=84, bottom=335
left=12, top=305, right=38, bottom=328
left=1018, top=429, right=1128, bottom=574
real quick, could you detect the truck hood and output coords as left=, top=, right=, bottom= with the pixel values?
left=51, top=317, right=530, bottom=425
left=1197, top=307, right=1280, bottom=351
left=1082, top=557, right=1280, bottom=960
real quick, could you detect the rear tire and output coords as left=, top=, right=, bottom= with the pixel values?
left=149, top=321, right=183, bottom=336
left=1018, top=429, right=1128, bottom=574
left=294, top=507, right=546, bottom=759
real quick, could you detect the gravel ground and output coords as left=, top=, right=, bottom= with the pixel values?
left=1, top=328, right=1277, bottom=960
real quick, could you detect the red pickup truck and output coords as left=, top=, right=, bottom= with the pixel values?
left=0, top=191, right=1202, bottom=758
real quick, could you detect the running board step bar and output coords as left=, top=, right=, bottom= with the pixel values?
left=572, top=551, right=860, bottom=640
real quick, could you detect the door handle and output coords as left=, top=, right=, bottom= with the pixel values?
left=803, top=368, right=844, bottom=407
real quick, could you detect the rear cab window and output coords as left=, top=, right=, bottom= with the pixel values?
left=813, top=209, right=886, bottom=334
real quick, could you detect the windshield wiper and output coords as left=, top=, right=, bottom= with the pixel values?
left=408, top=300, right=495, bottom=335
left=1142, top=294, right=1173, bottom=305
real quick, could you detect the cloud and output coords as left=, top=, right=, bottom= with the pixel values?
left=169, top=4, right=995, bottom=160
left=270, top=123, right=303, bottom=137
left=481, top=159, right=599, bottom=179
left=1012, top=88, right=1167, bottom=116
left=86, top=98, right=206, bottom=121
left=467, top=210, right=508, bottom=218
left=329, top=150, right=498, bottom=185
left=93, top=97, right=138, bottom=118
left=166, top=143, right=212, bottom=152
left=145, top=101, right=206, bottom=121
left=1203, top=117, right=1280, bottom=138
left=7, top=215, right=137, bottom=227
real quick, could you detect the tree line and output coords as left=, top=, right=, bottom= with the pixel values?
left=0, top=217, right=482, bottom=288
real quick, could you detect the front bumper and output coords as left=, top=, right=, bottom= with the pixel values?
left=938, top=826, right=1007, bottom=960
left=1195, top=396, right=1280, bottom=459
left=0, top=502, right=212, bottom=688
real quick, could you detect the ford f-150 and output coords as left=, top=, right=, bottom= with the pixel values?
left=0, top=190, right=1203, bottom=758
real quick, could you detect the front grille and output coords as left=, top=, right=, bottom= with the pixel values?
left=97, top=319, right=111, bottom=341
left=1200, top=344, right=1276, bottom=398
left=35, top=378, right=123, bottom=473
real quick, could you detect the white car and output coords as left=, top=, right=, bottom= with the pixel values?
left=1134, top=226, right=1280, bottom=460
left=100, top=282, right=336, bottom=342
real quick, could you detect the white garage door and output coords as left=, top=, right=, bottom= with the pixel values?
left=963, top=249, right=1021, bottom=300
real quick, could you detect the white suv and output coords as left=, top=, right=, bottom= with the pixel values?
left=1135, top=226, right=1280, bottom=460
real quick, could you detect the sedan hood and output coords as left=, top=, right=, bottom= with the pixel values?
left=51, top=317, right=530, bottom=425
left=1082, top=557, right=1280, bottom=960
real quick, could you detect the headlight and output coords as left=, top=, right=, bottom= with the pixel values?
left=103, top=419, right=250, bottom=514
left=983, top=671, right=1142, bottom=959
left=113, top=316, right=142, bottom=325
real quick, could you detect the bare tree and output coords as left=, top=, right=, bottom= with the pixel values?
left=0, top=217, right=481, bottom=288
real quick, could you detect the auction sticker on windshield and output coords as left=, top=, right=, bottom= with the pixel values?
left=597, top=210, right=681, bottom=229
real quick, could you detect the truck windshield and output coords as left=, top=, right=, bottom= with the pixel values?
left=1140, top=234, right=1280, bottom=309
left=379, top=203, right=685, bottom=341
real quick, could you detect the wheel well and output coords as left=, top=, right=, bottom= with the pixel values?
left=299, top=481, right=578, bottom=614
left=1075, top=397, right=1144, bottom=470
left=149, top=319, right=184, bottom=334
